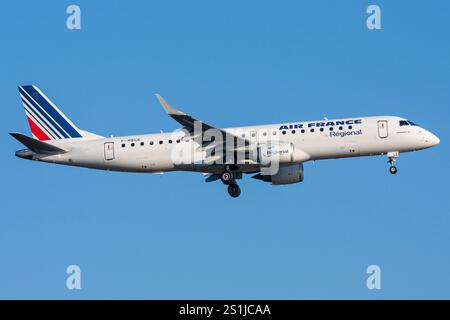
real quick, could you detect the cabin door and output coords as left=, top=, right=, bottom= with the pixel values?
left=378, top=120, right=388, bottom=138
left=104, top=142, right=115, bottom=160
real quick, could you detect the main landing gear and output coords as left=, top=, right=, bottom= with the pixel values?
left=227, top=183, right=241, bottom=198
left=387, top=151, right=399, bottom=175
left=221, top=169, right=241, bottom=198
left=220, top=171, right=234, bottom=184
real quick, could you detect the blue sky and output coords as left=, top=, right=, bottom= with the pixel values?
left=0, top=0, right=449, bottom=299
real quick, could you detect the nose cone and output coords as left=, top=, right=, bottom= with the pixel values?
left=432, top=134, right=440, bottom=146
left=426, top=132, right=440, bottom=146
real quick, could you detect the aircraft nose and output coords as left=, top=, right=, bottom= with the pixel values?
left=432, top=133, right=440, bottom=146
left=426, top=132, right=440, bottom=146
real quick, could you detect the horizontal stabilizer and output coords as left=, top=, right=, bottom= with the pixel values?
left=9, top=132, right=67, bottom=155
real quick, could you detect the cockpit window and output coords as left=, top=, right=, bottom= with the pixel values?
left=399, top=120, right=409, bottom=126
left=407, top=120, right=419, bottom=126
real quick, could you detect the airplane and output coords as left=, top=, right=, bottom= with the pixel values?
left=10, top=85, right=440, bottom=198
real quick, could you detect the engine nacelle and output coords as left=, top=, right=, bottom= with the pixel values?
left=252, top=164, right=305, bottom=185
left=258, top=143, right=310, bottom=165
left=258, top=142, right=292, bottom=165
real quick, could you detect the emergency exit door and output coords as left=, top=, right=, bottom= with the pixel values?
left=104, top=142, right=115, bottom=160
left=378, top=120, right=388, bottom=138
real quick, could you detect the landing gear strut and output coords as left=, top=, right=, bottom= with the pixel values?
left=387, top=151, right=399, bottom=175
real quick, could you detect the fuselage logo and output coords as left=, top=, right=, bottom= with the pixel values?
left=279, top=119, right=362, bottom=130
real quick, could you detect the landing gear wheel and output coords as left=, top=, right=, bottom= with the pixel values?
left=387, top=151, right=399, bottom=175
left=389, top=166, right=398, bottom=175
left=221, top=171, right=234, bottom=185
left=227, top=184, right=241, bottom=198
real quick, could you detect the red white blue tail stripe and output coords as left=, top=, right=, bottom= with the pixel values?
left=18, top=85, right=83, bottom=141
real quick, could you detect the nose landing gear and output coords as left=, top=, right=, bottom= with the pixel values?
left=389, top=166, right=398, bottom=174
left=387, top=151, right=399, bottom=175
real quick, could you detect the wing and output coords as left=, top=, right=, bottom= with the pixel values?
left=155, top=94, right=249, bottom=147
left=155, top=95, right=261, bottom=171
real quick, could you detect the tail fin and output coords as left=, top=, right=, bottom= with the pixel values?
left=18, top=85, right=90, bottom=141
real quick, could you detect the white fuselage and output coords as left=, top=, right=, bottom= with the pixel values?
left=32, top=116, right=439, bottom=174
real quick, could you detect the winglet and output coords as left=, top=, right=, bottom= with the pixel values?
left=155, top=94, right=186, bottom=116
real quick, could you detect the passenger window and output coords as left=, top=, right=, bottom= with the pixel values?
left=301, top=129, right=305, bottom=133
left=291, top=130, right=296, bottom=134
left=140, top=142, right=144, bottom=146
left=131, top=143, right=135, bottom=147
left=176, top=139, right=180, bottom=143
left=159, top=141, right=163, bottom=144
left=348, top=126, right=353, bottom=130
left=282, top=131, right=286, bottom=135
left=339, top=126, right=343, bottom=130
left=150, top=141, right=154, bottom=145
left=310, top=129, right=314, bottom=133
left=329, top=127, right=333, bottom=131
left=320, top=128, right=324, bottom=132
left=168, top=140, right=172, bottom=144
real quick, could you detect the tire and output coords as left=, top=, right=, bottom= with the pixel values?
left=227, top=184, right=241, bottom=198
left=389, top=166, right=398, bottom=174
left=221, top=171, right=233, bottom=184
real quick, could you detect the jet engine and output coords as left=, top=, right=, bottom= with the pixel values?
left=252, top=164, right=305, bottom=185
left=258, top=143, right=310, bottom=165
